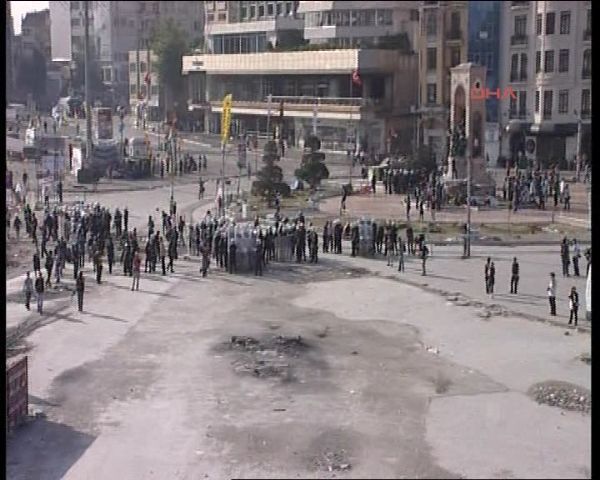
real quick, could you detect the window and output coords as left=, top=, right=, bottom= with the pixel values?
left=518, top=91, right=527, bottom=117
left=240, top=6, right=247, bottom=19
left=586, top=9, right=591, bottom=34
left=558, top=90, right=569, bottom=113
left=130, top=62, right=136, bottom=72
left=558, top=49, right=569, bottom=73
left=207, top=13, right=214, bottom=22
left=546, top=12, right=555, bottom=34
left=249, top=5, right=256, bottom=18
left=582, top=49, right=591, bottom=78
left=514, top=15, right=527, bottom=36
left=511, top=54, right=519, bottom=80
left=543, top=90, right=553, bottom=119
left=509, top=95, right=517, bottom=118
left=535, top=90, right=540, bottom=113
left=581, top=89, right=591, bottom=115
left=520, top=53, right=528, bottom=80
left=559, top=11, right=570, bottom=34
left=377, top=10, right=393, bottom=26
left=71, top=1, right=80, bottom=9
left=544, top=50, right=554, bottom=73
left=536, top=13, right=542, bottom=35
left=426, top=83, right=437, bottom=104
left=140, top=62, right=147, bottom=73
left=130, top=84, right=136, bottom=94
left=427, top=48, right=437, bottom=70
left=71, top=18, right=81, bottom=27
left=286, top=2, right=293, bottom=15
left=535, top=51, right=541, bottom=73
left=450, top=11, right=460, bottom=32
left=267, top=3, right=274, bottom=16
left=425, top=12, right=437, bottom=36
left=276, top=3, right=282, bottom=15
left=450, top=47, right=461, bottom=67
left=140, top=85, right=147, bottom=97
left=151, top=85, right=159, bottom=96
left=218, top=12, right=226, bottom=21
left=258, top=5, right=264, bottom=17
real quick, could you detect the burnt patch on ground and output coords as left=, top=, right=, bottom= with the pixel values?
left=528, top=380, right=591, bottom=414
left=265, top=260, right=372, bottom=284
left=214, top=334, right=326, bottom=383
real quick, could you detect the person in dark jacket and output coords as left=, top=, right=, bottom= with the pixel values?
left=123, top=207, right=129, bottom=234
left=75, top=271, right=85, bottom=312
left=254, top=241, right=263, bottom=276
left=487, top=262, right=496, bottom=297
left=33, top=251, right=41, bottom=274
left=510, top=257, right=520, bottom=294
left=484, top=257, right=491, bottom=294
left=351, top=224, right=360, bottom=257
left=168, top=240, right=176, bottom=273
left=561, top=237, right=570, bottom=277
left=107, top=237, right=114, bottom=274
left=23, top=271, right=33, bottom=311
left=95, top=251, right=103, bottom=284
left=35, top=272, right=45, bottom=314
left=228, top=240, right=237, bottom=274
left=45, top=251, right=54, bottom=287
left=568, top=286, right=579, bottom=326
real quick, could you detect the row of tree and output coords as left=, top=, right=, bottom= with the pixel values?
left=253, top=135, right=330, bottom=205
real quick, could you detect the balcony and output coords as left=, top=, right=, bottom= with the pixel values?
left=510, top=34, right=528, bottom=46
left=511, top=1, right=530, bottom=8
left=583, top=30, right=591, bottom=41
left=447, top=29, right=462, bottom=41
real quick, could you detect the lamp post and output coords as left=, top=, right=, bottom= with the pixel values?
left=574, top=109, right=582, bottom=182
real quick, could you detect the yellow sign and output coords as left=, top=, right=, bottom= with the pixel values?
left=221, top=94, right=233, bottom=145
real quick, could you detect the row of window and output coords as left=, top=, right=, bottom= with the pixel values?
left=129, top=84, right=159, bottom=96
left=423, top=10, right=461, bottom=37
left=212, top=33, right=268, bottom=54
left=303, top=9, right=393, bottom=28
left=532, top=49, right=591, bottom=76
left=426, top=47, right=462, bottom=70
left=508, top=89, right=591, bottom=119
left=239, top=2, right=295, bottom=21
left=514, top=9, right=591, bottom=36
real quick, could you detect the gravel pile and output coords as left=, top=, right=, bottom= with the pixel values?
left=528, top=381, right=591, bottom=414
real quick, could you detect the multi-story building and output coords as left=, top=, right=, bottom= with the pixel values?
left=300, top=1, right=420, bottom=50
left=49, top=1, right=96, bottom=62
left=467, top=1, right=501, bottom=163
left=185, top=1, right=419, bottom=154
left=204, top=1, right=303, bottom=54
left=417, top=0, right=469, bottom=166
left=21, top=9, right=52, bottom=62
left=499, top=0, right=591, bottom=168
left=7, top=2, right=15, bottom=102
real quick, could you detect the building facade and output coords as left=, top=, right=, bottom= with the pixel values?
left=7, top=2, right=15, bottom=102
left=128, top=50, right=161, bottom=121
left=417, top=0, right=469, bottom=167
left=21, top=9, right=52, bottom=62
left=498, top=0, right=591, bottom=168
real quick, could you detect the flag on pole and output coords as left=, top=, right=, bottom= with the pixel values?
left=352, top=69, right=362, bottom=86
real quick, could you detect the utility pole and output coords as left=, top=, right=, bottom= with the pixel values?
left=466, top=135, right=472, bottom=258
left=575, top=110, right=582, bottom=182
left=84, top=0, right=92, bottom=168
left=266, top=94, right=272, bottom=141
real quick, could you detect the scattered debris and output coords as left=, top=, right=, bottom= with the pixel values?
left=273, top=408, right=286, bottom=412
left=351, top=351, right=359, bottom=355
left=314, top=450, right=352, bottom=472
left=316, top=327, right=330, bottom=338
left=564, top=331, right=571, bottom=336
left=528, top=381, right=591, bottom=414
left=579, top=353, right=591, bottom=365
left=426, top=346, right=440, bottom=355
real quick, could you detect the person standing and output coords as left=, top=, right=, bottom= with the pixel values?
left=33, top=251, right=41, bottom=275
left=201, top=243, right=210, bottom=277
left=484, top=257, right=491, bottom=294
left=35, top=272, right=45, bottom=314
left=123, top=207, right=129, bottom=234
left=23, top=272, right=33, bottom=311
left=421, top=242, right=429, bottom=276
left=228, top=240, right=237, bottom=274
left=95, top=251, right=103, bottom=284
left=572, top=239, right=581, bottom=277
left=488, top=262, right=496, bottom=297
left=254, top=240, right=263, bottom=276
left=386, top=232, right=395, bottom=267
left=547, top=272, right=557, bottom=316
left=14, top=215, right=22, bottom=241
left=568, top=286, right=579, bottom=326
left=167, top=239, right=176, bottom=273
left=406, top=226, right=414, bottom=255
left=561, top=238, right=570, bottom=277
left=563, top=183, right=571, bottom=210
left=75, top=271, right=85, bottom=312
left=510, top=257, right=520, bottom=294
left=397, top=238, right=405, bottom=272
left=107, top=237, right=114, bottom=274
left=45, top=251, right=54, bottom=287
left=159, top=236, right=167, bottom=275
left=131, top=252, right=141, bottom=291
left=341, top=186, right=347, bottom=213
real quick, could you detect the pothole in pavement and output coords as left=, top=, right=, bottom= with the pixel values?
left=528, top=380, right=591, bottom=414
left=215, top=335, right=312, bottom=382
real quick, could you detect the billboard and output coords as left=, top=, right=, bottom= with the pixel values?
left=95, top=107, right=114, bottom=140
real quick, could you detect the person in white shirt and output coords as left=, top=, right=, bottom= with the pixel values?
left=547, top=272, right=557, bottom=316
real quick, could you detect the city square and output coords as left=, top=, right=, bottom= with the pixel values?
left=6, top=1, right=591, bottom=479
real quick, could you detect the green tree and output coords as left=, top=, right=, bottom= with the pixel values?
left=252, top=140, right=289, bottom=205
left=150, top=19, right=189, bottom=120
left=295, top=135, right=329, bottom=190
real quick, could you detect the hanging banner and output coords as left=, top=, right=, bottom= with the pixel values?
left=221, top=94, right=233, bottom=145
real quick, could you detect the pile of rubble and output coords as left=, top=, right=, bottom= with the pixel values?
left=313, top=450, right=352, bottom=472
left=528, top=381, right=591, bottom=414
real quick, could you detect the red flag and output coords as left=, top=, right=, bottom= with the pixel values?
left=352, top=69, right=362, bottom=86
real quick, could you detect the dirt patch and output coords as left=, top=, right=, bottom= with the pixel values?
left=267, top=262, right=372, bottom=284
left=528, top=380, right=591, bottom=414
